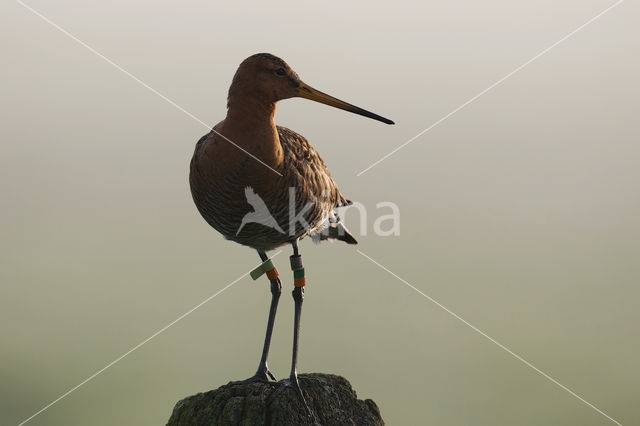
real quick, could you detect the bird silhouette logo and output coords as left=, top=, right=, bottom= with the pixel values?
left=236, top=186, right=285, bottom=235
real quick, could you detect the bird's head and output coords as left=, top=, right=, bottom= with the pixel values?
left=228, top=53, right=394, bottom=125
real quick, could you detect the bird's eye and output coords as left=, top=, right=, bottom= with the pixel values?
left=275, top=68, right=286, bottom=76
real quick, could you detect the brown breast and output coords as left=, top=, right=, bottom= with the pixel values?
left=189, top=125, right=348, bottom=251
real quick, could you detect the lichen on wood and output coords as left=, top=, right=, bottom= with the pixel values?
left=167, top=373, right=384, bottom=426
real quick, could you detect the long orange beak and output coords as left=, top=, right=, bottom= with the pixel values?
left=296, top=82, right=394, bottom=125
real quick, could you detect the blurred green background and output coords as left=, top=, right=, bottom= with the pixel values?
left=1, top=1, right=638, bottom=425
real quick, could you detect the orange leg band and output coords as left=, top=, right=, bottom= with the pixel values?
left=266, top=267, right=279, bottom=281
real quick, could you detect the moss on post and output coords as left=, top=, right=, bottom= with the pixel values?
left=167, top=373, right=384, bottom=426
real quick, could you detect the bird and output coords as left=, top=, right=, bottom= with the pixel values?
left=189, top=53, right=393, bottom=416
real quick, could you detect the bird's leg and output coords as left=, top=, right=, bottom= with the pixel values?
left=254, top=273, right=281, bottom=381
left=268, top=242, right=313, bottom=417
left=227, top=251, right=281, bottom=386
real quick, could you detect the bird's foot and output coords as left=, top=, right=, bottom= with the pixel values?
left=225, top=367, right=277, bottom=387
left=267, top=374, right=313, bottom=418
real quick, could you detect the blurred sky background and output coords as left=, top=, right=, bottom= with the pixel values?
left=1, top=0, right=638, bottom=425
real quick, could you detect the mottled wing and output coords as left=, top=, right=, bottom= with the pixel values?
left=277, top=126, right=357, bottom=243
left=278, top=126, right=347, bottom=205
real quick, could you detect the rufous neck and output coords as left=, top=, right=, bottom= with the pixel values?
left=226, top=93, right=277, bottom=128
left=220, top=93, right=283, bottom=170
